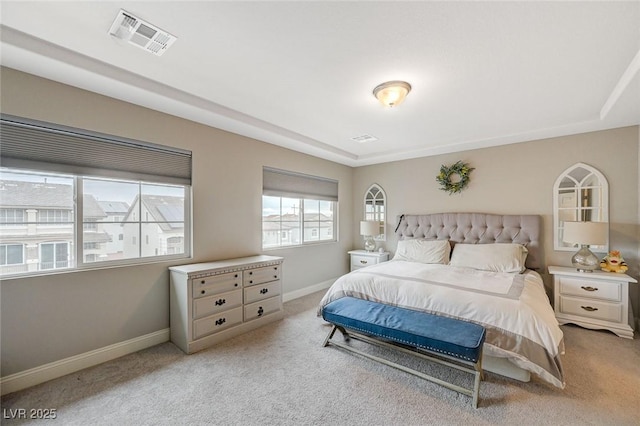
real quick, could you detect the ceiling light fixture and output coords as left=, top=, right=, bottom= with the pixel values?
left=372, top=81, right=412, bottom=108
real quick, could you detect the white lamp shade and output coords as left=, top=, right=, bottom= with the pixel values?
left=360, top=221, right=380, bottom=236
left=562, top=221, right=608, bottom=245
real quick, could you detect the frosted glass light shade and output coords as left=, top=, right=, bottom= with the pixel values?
left=373, top=81, right=411, bottom=108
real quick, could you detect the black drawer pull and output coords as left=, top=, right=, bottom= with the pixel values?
left=249, top=280, right=253, bottom=284
left=201, top=280, right=205, bottom=284
left=234, top=274, right=238, bottom=278
left=274, top=275, right=278, bottom=279
left=234, top=283, right=238, bottom=287
left=581, top=286, right=598, bottom=292
left=257, top=307, right=264, bottom=317
left=249, top=271, right=253, bottom=275
left=360, top=260, right=368, bottom=264
left=260, top=288, right=269, bottom=294
left=215, top=298, right=226, bottom=306
left=581, top=306, right=598, bottom=312
left=201, top=290, right=206, bottom=295
left=215, top=318, right=226, bottom=326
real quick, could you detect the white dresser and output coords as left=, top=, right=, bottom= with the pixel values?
left=170, top=255, right=284, bottom=354
left=348, top=250, right=389, bottom=271
left=549, top=265, right=637, bottom=339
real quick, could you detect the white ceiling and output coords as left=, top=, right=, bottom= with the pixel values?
left=1, top=1, right=639, bottom=167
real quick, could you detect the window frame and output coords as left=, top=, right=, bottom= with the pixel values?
left=0, top=169, right=192, bottom=278
left=262, top=195, right=338, bottom=250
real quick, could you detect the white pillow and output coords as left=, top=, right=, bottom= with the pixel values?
left=449, top=243, right=528, bottom=273
left=393, top=239, right=451, bottom=264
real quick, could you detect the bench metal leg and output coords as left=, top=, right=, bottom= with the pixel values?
left=323, top=326, right=483, bottom=408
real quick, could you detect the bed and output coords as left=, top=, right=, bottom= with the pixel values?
left=319, top=212, right=565, bottom=388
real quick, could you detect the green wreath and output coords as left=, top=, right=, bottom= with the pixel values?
left=436, top=161, right=474, bottom=195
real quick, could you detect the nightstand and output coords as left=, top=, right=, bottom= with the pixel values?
left=549, top=265, right=637, bottom=339
left=348, top=250, right=389, bottom=271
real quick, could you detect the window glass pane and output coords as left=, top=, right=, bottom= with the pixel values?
left=262, top=195, right=335, bottom=249
left=0, top=170, right=74, bottom=275
left=83, top=179, right=137, bottom=223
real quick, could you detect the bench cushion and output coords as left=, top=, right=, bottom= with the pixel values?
left=322, top=297, right=486, bottom=363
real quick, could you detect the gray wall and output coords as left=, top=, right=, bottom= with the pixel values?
left=1, top=67, right=638, bottom=379
left=0, top=68, right=354, bottom=376
left=353, top=126, right=640, bottom=319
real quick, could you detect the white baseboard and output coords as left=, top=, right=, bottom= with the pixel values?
left=283, top=278, right=335, bottom=303
left=0, top=328, right=170, bottom=396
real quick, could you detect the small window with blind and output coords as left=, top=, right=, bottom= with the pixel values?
left=262, top=167, right=338, bottom=249
left=0, top=114, right=192, bottom=278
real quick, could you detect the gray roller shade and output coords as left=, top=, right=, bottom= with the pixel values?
left=263, top=167, right=338, bottom=201
left=0, top=114, right=191, bottom=185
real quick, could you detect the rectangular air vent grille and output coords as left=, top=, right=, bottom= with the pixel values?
left=109, top=10, right=177, bottom=56
left=350, top=134, right=378, bottom=143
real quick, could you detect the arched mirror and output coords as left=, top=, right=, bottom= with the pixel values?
left=364, top=184, right=386, bottom=241
left=553, top=163, right=608, bottom=252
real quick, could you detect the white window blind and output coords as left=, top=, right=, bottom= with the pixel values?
left=0, top=114, right=191, bottom=185
left=263, top=167, right=338, bottom=201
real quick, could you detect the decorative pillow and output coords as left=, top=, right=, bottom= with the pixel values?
left=449, top=243, right=528, bottom=273
left=393, top=239, right=451, bottom=264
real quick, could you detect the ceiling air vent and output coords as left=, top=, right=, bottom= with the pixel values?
left=350, top=134, right=378, bottom=143
left=108, top=10, right=176, bottom=56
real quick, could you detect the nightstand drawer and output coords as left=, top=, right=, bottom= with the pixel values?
left=193, top=307, right=243, bottom=339
left=193, top=289, right=242, bottom=320
left=558, top=296, right=622, bottom=323
left=351, top=254, right=378, bottom=269
left=558, top=277, right=621, bottom=302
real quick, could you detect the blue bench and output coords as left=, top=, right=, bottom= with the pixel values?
left=321, top=297, right=486, bottom=408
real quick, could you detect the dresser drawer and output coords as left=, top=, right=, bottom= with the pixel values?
left=243, top=265, right=280, bottom=287
left=244, top=296, right=281, bottom=322
left=244, top=280, right=281, bottom=304
left=558, top=296, right=622, bottom=323
left=558, top=277, right=621, bottom=302
left=192, top=271, right=242, bottom=298
left=193, top=307, right=243, bottom=340
left=193, top=289, right=242, bottom=320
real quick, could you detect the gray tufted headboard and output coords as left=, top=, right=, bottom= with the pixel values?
left=395, top=212, right=542, bottom=270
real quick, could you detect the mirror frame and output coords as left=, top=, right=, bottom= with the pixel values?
left=553, top=162, right=609, bottom=252
left=363, top=183, right=386, bottom=241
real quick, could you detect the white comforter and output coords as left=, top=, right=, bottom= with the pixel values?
left=319, top=260, right=565, bottom=388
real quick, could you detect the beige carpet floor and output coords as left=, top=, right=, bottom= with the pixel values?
left=2, top=290, right=639, bottom=425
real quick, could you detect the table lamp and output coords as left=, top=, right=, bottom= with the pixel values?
left=562, top=221, right=608, bottom=272
left=360, top=221, right=380, bottom=252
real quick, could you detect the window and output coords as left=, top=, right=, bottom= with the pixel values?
left=38, top=209, right=72, bottom=223
left=262, top=167, right=338, bottom=249
left=0, top=208, right=26, bottom=224
left=0, top=244, right=24, bottom=265
left=0, top=114, right=192, bottom=277
left=40, top=242, right=69, bottom=270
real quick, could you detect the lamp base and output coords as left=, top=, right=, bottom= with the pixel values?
left=364, top=236, right=376, bottom=252
left=571, top=245, right=600, bottom=272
